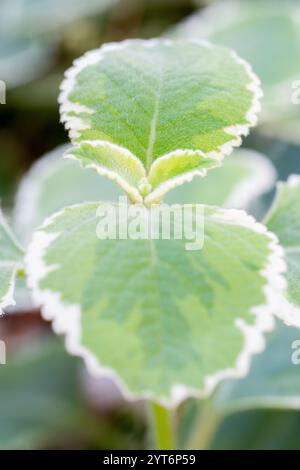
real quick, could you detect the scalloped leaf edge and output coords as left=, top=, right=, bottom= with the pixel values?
left=25, top=202, right=286, bottom=407
left=59, top=38, right=262, bottom=199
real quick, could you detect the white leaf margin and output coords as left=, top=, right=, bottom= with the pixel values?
left=145, top=149, right=221, bottom=204
left=13, top=144, right=71, bottom=246
left=0, top=211, right=24, bottom=314
left=223, top=149, right=276, bottom=209
left=25, top=202, right=286, bottom=407
left=59, top=38, right=262, bottom=200
left=265, top=174, right=300, bottom=328
left=65, top=140, right=145, bottom=204
left=0, top=266, right=19, bottom=314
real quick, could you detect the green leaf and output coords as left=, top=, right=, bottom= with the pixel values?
left=60, top=38, right=262, bottom=202
left=166, top=148, right=276, bottom=209
left=26, top=202, right=285, bottom=405
left=173, top=0, right=300, bottom=122
left=265, top=175, right=300, bottom=327
left=13, top=145, right=122, bottom=246
left=0, top=212, right=24, bottom=313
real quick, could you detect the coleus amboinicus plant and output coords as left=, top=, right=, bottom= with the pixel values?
left=1, top=38, right=300, bottom=446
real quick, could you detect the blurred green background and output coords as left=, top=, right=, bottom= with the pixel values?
left=1, top=0, right=300, bottom=449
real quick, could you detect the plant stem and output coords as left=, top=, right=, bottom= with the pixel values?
left=149, top=401, right=176, bottom=450
left=187, top=400, right=221, bottom=450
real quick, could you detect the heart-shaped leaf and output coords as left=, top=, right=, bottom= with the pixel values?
left=60, top=39, right=262, bottom=203
left=26, top=202, right=285, bottom=405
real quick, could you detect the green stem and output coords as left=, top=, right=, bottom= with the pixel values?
left=149, top=401, right=176, bottom=450
left=187, top=400, right=222, bottom=450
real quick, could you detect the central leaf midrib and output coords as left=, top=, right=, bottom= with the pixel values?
left=145, top=72, right=164, bottom=172
left=147, top=237, right=179, bottom=366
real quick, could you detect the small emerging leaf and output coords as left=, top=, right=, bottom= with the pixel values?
left=26, top=202, right=285, bottom=405
left=60, top=39, right=262, bottom=202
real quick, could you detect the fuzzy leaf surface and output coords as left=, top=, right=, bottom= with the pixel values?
left=60, top=39, right=261, bottom=201
left=26, top=202, right=284, bottom=404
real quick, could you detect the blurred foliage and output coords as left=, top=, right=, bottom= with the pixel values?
left=178, top=322, right=300, bottom=449
left=1, top=0, right=300, bottom=450
left=0, top=0, right=197, bottom=208
left=0, top=318, right=146, bottom=449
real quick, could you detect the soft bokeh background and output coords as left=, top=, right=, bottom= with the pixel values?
left=1, top=0, right=300, bottom=449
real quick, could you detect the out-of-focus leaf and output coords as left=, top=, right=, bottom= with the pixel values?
left=13, top=145, right=122, bottom=246
left=180, top=321, right=300, bottom=449
left=166, top=148, right=276, bottom=209
left=0, top=212, right=23, bottom=313
left=173, top=0, right=300, bottom=123
left=0, top=0, right=119, bottom=36
left=211, top=409, right=300, bottom=450
left=0, top=337, right=94, bottom=449
left=0, top=38, right=54, bottom=89
left=213, top=321, right=300, bottom=413
left=259, top=118, right=300, bottom=147
left=265, top=176, right=300, bottom=327
left=0, top=0, right=119, bottom=88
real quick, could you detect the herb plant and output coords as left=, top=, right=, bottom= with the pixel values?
left=1, top=38, right=300, bottom=449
